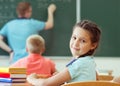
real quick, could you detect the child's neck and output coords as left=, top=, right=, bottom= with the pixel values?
left=76, top=51, right=92, bottom=58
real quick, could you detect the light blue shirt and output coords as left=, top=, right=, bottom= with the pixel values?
left=67, top=56, right=96, bottom=82
left=0, top=18, right=45, bottom=63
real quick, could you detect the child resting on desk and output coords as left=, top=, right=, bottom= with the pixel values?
left=27, top=20, right=101, bottom=86
left=10, top=34, right=57, bottom=77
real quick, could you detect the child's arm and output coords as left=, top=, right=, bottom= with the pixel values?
left=27, top=68, right=71, bottom=86
left=52, top=69, right=59, bottom=76
left=37, top=74, right=50, bottom=78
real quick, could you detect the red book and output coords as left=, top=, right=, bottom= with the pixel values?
left=0, top=72, right=10, bottom=78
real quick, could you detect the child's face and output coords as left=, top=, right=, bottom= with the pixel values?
left=70, top=27, right=96, bottom=58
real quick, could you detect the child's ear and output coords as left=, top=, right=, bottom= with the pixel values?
left=91, top=43, right=97, bottom=50
left=41, top=48, right=45, bottom=54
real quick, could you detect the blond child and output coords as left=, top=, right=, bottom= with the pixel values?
left=27, top=20, right=101, bottom=86
left=10, top=34, right=56, bottom=77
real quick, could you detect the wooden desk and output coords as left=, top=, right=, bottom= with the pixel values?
left=0, top=82, right=32, bottom=86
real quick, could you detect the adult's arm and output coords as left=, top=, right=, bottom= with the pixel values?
left=0, top=35, right=13, bottom=62
left=0, top=35, right=12, bottom=53
left=44, top=4, right=56, bottom=30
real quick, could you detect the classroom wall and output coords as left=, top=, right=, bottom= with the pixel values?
left=81, top=0, right=120, bottom=57
left=1, top=0, right=120, bottom=57
left=0, top=56, right=120, bottom=76
left=0, top=0, right=76, bottom=56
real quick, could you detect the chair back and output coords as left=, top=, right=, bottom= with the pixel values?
left=61, top=81, right=120, bottom=86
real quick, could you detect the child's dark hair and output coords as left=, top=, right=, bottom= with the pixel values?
left=73, top=20, right=101, bottom=55
left=16, top=2, right=31, bottom=17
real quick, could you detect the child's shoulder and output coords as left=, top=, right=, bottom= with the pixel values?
left=43, top=57, right=54, bottom=64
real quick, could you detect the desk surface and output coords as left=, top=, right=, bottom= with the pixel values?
left=0, top=82, right=32, bottom=86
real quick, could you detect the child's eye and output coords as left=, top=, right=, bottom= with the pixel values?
left=80, top=39, right=86, bottom=43
left=72, top=36, right=76, bottom=40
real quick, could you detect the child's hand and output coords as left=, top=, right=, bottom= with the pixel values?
left=37, top=74, right=49, bottom=78
left=27, top=73, right=37, bottom=85
left=27, top=73, right=37, bottom=79
left=52, top=71, right=59, bottom=76
left=48, top=4, right=56, bottom=13
left=27, top=73, right=47, bottom=86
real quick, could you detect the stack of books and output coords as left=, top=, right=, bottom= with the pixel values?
left=0, top=67, right=27, bottom=86
left=9, top=67, right=27, bottom=83
left=0, top=67, right=12, bottom=83
left=0, top=67, right=9, bottom=73
left=0, top=67, right=12, bottom=86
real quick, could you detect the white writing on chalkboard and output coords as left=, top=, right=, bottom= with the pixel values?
left=0, top=0, right=72, bottom=25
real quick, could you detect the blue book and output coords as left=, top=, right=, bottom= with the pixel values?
left=0, top=78, right=12, bottom=83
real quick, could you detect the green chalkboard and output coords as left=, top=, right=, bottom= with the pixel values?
left=0, top=0, right=76, bottom=56
left=1, top=0, right=119, bottom=57
left=81, top=0, right=120, bottom=57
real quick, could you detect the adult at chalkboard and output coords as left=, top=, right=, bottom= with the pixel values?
left=0, top=2, right=56, bottom=64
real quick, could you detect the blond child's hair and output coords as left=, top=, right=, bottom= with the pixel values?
left=26, top=34, right=45, bottom=54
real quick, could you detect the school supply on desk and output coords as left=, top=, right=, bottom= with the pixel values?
left=0, top=77, right=12, bottom=83
left=97, top=69, right=113, bottom=81
left=0, top=72, right=26, bottom=78
left=0, top=67, right=9, bottom=73
left=98, top=75, right=113, bottom=81
left=0, top=78, right=26, bottom=83
left=9, top=67, right=26, bottom=74
left=0, top=72, right=10, bottom=78
left=12, top=78, right=26, bottom=83
left=10, top=73, right=26, bottom=78
left=0, top=67, right=27, bottom=84
left=9, top=67, right=27, bottom=83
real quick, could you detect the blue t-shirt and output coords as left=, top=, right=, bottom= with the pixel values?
left=67, top=56, right=96, bottom=83
left=0, top=18, right=45, bottom=63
